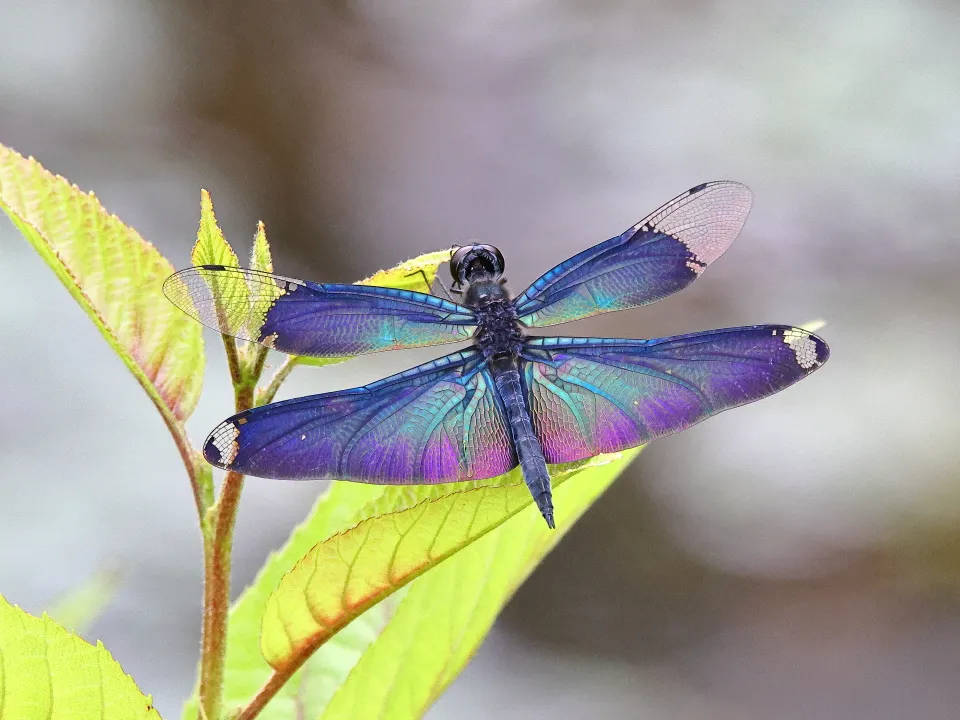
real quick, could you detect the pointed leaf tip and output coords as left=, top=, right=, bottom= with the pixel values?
left=192, top=189, right=239, bottom=268
left=250, top=221, right=273, bottom=273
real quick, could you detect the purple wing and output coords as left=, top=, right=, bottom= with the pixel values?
left=163, top=265, right=476, bottom=357
left=512, top=182, right=752, bottom=328
left=521, top=326, right=828, bottom=463
left=203, top=349, right=517, bottom=483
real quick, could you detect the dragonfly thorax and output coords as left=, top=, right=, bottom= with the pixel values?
left=468, top=279, right=524, bottom=359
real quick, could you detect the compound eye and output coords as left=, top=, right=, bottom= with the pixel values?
left=450, top=245, right=473, bottom=284
left=478, top=245, right=505, bottom=275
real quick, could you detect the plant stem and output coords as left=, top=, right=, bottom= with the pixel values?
left=197, top=336, right=304, bottom=719
left=199, top=470, right=244, bottom=720
left=162, top=411, right=211, bottom=519
left=198, top=335, right=253, bottom=720
left=223, top=335, right=244, bottom=394
left=248, top=343, right=271, bottom=382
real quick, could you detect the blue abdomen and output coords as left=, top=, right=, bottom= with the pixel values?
left=489, top=355, right=554, bottom=528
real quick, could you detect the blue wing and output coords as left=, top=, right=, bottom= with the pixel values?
left=512, top=182, right=752, bottom=327
left=203, top=349, right=517, bottom=483
left=164, top=265, right=477, bottom=357
left=521, top=326, right=828, bottom=463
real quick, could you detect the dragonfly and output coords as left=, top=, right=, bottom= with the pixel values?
left=163, top=181, right=828, bottom=529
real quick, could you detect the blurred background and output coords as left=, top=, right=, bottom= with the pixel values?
left=1, top=0, right=959, bottom=717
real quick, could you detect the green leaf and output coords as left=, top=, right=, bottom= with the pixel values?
left=250, top=221, right=273, bottom=273
left=320, top=455, right=632, bottom=718
left=46, top=568, right=122, bottom=636
left=359, top=249, right=452, bottom=294
left=240, top=220, right=276, bottom=373
left=0, top=143, right=204, bottom=423
left=0, top=594, right=162, bottom=719
left=183, top=190, right=261, bottom=342
left=260, top=453, right=637, bottom=692
left=192, top=190, right=240, bottom=268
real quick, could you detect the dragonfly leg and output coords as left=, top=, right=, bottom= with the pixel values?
left=404, top=268, right=461, bottom=301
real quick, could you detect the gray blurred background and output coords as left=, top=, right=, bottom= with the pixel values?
left=1, top=0, right=959, bottom=718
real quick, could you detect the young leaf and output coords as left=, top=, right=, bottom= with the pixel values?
left=193, top=190, right=240, bottom=268
left=318, top=455, right=632, bottom=719
left=0, top=144, right=204, bottom=423
left=178, top=190, right=259, bottom=340
left=250, top=221, right=273, bottom=273
left=0, top=594, right=162, bottom=719
left=238, top=222, right=275, bottom=372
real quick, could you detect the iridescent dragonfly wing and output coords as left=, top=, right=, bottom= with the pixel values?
left=521, top=326, right=828, bottom=463
left=163, top=266, right=477, bottom=357
left=512, top=181, right=752, bottom=328
left=203, top=349, right=517, bottom=483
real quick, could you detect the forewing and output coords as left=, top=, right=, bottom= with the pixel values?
left=513, top=181, right=752, bottom=327
left=521, top=326, right=828, bottom=463
left=203, top=350, right=516, bottom=483
left=163, top=265, right=477, bottom=357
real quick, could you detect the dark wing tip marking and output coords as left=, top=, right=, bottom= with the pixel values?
left=204, top=419, right=241, bottom=469
left=688, top=182, right=709, bottom=194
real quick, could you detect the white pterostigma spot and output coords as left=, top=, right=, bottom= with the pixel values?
left=782, top=329, right=820, bottom=369
left=211, top=422, right=241, bottom=466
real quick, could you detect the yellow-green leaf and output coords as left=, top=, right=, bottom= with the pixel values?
left=0, top=144, right=204, bottom=422
left=261, top=453, right=636, bottom=675
left=0, top=594, right=162, bottom=719
left=239, top=224, right=274, bottom=371
left=192, top=189, right=239, bottom=268
left=181, top=190, right=258, bottom=342
left=359, top=249, right=452, bottom=294
left=250, top=221, right=273, bottom=273
left=319, top=456, right=631, bottom=718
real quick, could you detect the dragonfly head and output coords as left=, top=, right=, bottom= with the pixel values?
left=450, top=244, right=505, bottom=286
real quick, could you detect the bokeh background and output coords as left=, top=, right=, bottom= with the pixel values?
left=2, top=1, right=959, bottom=717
